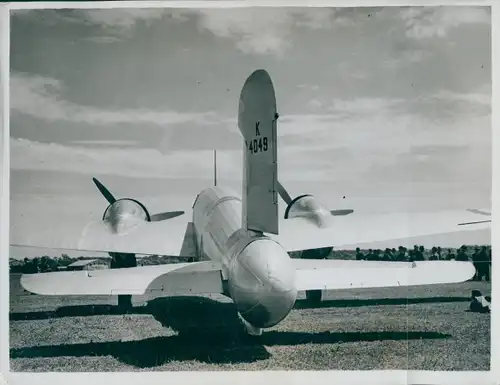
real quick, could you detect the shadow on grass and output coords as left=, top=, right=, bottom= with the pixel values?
left=9, top=330, right=451, bottom=369
left=10, top=295, right=472, bottom=321
left=10, top=304, right=141, bottom=321
left=10, top=296, right=452, bottom=368
left=294, top=296, right=471, bottom=309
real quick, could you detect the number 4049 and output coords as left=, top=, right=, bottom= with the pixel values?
left=248, top=137, right=268, bottom=153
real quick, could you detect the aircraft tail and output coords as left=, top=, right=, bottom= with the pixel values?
left=238, top=69, right=279, bottom=235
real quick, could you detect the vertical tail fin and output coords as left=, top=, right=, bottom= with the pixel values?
left=238, top=69, right=279, bottom=235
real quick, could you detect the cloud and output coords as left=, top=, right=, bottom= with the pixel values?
left=16, top=9, right=189, bottom=29
left=12, top=9, right=190, bottom=43
left=81, top=36, right=123, bottom=44
left=397, top=85, right=491, bottom=123
left=382, top=49, right=429, bottom=69
left=69, top=140, right=139, bottom=147
left=431, top=86, right=491, bottom=107
left=11, top=72, right=216, bottom=126
left=328, top=97, right=404, bottom=115
left=195, top=6, right=490, bottom=54
left=196, top=8, right=339, bottom=55
left=12, top=80, right=487, bottom=183
left=11, top=138, right=243, bottom=180
left=400, top=6, right=490, bottom=39
left=307, top=99, right=323, bottom=109
left=297, top=84, right=320, bottom=91
left=9, top=135, right=407, bottom=185
left=83, top=9, right=171, bottom=29
left=196, top=8, right=293, bottom=56
left=221, top=86, right=490, bottom=152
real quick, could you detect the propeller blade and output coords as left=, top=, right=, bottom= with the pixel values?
left=330, top=209, right=354, bottom=216
left=92, top=177, right=116, bottom=204
left=150, top=211, right=185, bottom=222
left=277, top=181, right=293, bottom=205
left=466, top=208, right=491, bottom=216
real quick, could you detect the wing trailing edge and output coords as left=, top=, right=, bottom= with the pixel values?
left=271, top=208, right=491, bottom=252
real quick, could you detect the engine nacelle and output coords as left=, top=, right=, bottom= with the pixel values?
left=285, top=195, right=333, bottom=259
left=285, top=194, right=333, bottom=228
left=298, top=247, right=333, bottom=260
left=227, top=236, right=297, bottom=329
left=102, top=198, right=151, bottom=234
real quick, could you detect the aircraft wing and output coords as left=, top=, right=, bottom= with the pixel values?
left=20, top=261, right=223, bottom=296
left=292, top=259, right=476, bottom=291
left=271, top=208, right=491, bottom=252
left=11, top=216, right=193, bottom=257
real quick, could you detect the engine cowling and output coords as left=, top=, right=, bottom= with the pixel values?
left=285, top=194, right=333, bottom=228
left=285, top=195, right=333, bottom=260
left=102, top=198, right=151, bottom=235
left=102, top=198, right=143, bottom=304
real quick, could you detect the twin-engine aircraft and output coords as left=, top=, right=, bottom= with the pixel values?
left=18, top=69, right=490, bottom=336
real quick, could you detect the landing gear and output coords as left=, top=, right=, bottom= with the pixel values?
left=305, top=290, right=322, bottom=303
left=237, top=312, right=263, bottom=336
left=118, top=295, right=133, bottom=312
left=109, top=252, right=137, bottom=313
left=109, top=252, right=137, bottom=269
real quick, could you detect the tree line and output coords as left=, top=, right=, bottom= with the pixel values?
left=9, top=253, right=192, bottom=274
left=11, top=244, right=492, bottom=275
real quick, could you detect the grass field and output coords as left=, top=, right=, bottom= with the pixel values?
left=9, top=273, right=491, bottom=371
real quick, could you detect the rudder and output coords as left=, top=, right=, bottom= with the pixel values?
left=238, top=69, right=279, bottom=235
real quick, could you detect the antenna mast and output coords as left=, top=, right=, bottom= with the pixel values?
left=214, top=149, right=217, bottom=186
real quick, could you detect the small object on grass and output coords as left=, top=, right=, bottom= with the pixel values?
left=470, top=290, right=491, bottom=313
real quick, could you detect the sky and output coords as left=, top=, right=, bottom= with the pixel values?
left=9, top=6, right=492, bottom=259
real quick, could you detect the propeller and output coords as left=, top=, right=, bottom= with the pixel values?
left=150, top=211, right=185, bottom=221
left=466, top=208, right=491, bottom=216
left=276, top=181, right=293, bottom=205
left=93, top=177, right=117, bottom=204
left=277, top=180, right=354, bottom=216
left=92, top=177, right=185, bottom=222
left=330, top=209, right=354, bottom=216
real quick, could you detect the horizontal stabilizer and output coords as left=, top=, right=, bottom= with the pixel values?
left=292, top=259, right=476, bottom=291
left=21, top=261, right=223, bottom=296
left=271, top=209, right=491, bottom=252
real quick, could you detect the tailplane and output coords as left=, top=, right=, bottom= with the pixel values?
left=238, top=69, right=279, bottom=234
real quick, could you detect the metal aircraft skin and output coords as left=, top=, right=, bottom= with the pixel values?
left=18, top=69, right=490, bottom=336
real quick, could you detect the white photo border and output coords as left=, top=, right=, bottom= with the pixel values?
left=1, top=1, right=497, bottom=385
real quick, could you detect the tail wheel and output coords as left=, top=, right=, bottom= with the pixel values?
left=306, top=290, right=322, bottom=303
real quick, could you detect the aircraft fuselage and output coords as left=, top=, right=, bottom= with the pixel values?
left=191, top=186, right=297, bottom=330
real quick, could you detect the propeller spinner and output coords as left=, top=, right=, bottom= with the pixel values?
left=277, top=181, right=353, bottom=217
left=92, top=177, right=184, bottom=223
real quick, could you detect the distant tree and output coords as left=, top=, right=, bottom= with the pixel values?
left=59, top=253, right=75, bottom=267
left=39, top=256, right=48, bottom=272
